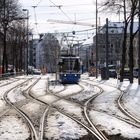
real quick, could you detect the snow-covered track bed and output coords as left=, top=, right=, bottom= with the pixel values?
left=30, top=83, right=94, bottom=139
left=2, top=77, right=38, bottom=140
left=87, top=78, right=140, bottom=126
left=23, top=77, right=49, bottom=140
left=117, top=90, right=140, bottom=124
left=0, top=78, right=19, bottom=87
left=79, top=81, right=108, bottom=140
left=83, top=78, right=140, bottom=139
left=83, top=79, right=140, bottom=127
left=46, top=82, right=108, bottom=140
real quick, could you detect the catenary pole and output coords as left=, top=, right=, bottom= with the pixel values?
left=105, top=18, right=109, bottom=79
left=95, top=0, right=98, bottom=78
left=22, top=9, right=29, bottom=75
left=138, top=0, right=140, bottom=84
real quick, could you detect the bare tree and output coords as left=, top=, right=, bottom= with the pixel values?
left=0, top=0, right=21, bottom=74
left=128, top=0, right=138, bottom=83
left=8, top=20, right=27, bottom=72
left=101, top=0, right=138, bottom=83
left=40, top=33, right=60, bottom=73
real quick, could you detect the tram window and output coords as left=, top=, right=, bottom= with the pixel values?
left=59, top=58, right=80, bottom=73
left=73, top=59, right=80, bottom=72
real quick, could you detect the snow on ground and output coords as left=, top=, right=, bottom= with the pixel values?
left=121, top=82, right=140, bottom=119
left=0, top=79, right=26, bottom=98
left=54, top=99, right=83, bottom=118
left=49, top=84, right=64, bottom=93
left=70, top=81, right=100, bottom=101
left=40, top=73, right=140, bottom=139
left=0, top=111, right=30, bottom=140
left=39, top=94, right=59, bottom=104
left=0, top=73, right=140, bottom=139
left=56, top=84, right=82, bottom=97
left=0, top=78, right=32, bottom=114
left=45, top=110, right=88, bottom=140
left=83, top=79, right=130, bottom=119
left=8, top=88, right=26, bottom=103
left=0, top=77, right=17, bottom=86
left=84, top=74, right=140, bottom=139
left=31, top=77, right=48, bottom=97
left=89, top=110, right=140, bottom=139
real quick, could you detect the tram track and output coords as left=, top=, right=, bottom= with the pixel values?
left=101, top=78, right=140, bottom=124
left=0, top=78, right=20, bottom=87
left=80, top=82, right=108, bottom=140
left=34, top=80, right=108, bottom=140
left=3, top=77, right=38, bottom=140
left=43, top=77, right=140, bottom=137
left=97, top=78, right=140, bottom=125
left=117, top=90, right=140, bottom=124
left=83, top=78, right=140, bottom=128
left=2, top=75, right=139, bottom=140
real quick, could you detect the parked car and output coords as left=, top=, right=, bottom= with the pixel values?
left=33, top=69, right=41, bottom=75
left=133, top=68, right=138, bottom=78
left=109, top=69, right=117, bottom=78
left=118, top=68, right=139, bottom=79
left=118, top=68, right=130, bottom=79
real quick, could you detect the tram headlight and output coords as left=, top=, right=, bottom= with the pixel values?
left=64, top=74, right=66, bottom=76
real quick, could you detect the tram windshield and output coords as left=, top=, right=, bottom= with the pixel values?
left=60, top=58, right=80, bottom=73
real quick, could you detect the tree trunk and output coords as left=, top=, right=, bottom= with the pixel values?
left=2, top=28, right=8, bottom=74
left=129, top=15, right=134, bottom=83
left=120, top=25, right=127, bottom=82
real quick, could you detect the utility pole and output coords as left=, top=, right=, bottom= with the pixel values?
left=22, top=9, right=29, bottom=75
left=95, top=0, right=98, bottom=78
left=95, top=1, right=109, bottom=79
left=105, top=18, right=109, bottom=79
left=138, top=0, right=140, bottom=84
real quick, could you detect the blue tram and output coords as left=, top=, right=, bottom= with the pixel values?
left=59, top=55, right=81, bottom=84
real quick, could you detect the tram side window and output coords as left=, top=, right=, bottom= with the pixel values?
left=60, top=59, right=69, bottom=72
left=73, top=59, right=80, bottom=72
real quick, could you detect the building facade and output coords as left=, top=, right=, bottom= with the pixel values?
left=91, top=22, right=139, bottom=69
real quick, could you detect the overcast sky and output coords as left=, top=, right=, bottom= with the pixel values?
left=19, top=0, right=121, bottom=39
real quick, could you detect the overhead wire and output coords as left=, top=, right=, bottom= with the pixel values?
left=36, top=0, right=43, bottom=7
left=49, top=3, right=92, bottom=7
left=48, top=0, right=78, bottom=33
left=48, top=0, right=72, bottom=21
left=32, top=0, right=94, bottom=37
left=32, top=6, right=39, bottom=34
left=32, top=0, right=44, bottom=35
left=23, top=3, right=93, bottom=8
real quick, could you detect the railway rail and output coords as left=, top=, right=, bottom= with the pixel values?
left=47, top=81, right=108, bottom=140
left=3, top=78, right=38, bottom=140
left=0, top=78, right=19, bottom=87
left=27, top=78, right=108, bottom=140
left=1, top=75, right=140, bottom=140
left=83, top=79, right=140, bottom=128
left=91, top=78, right=140, bottom=124
left=118, top=91, right=140, bottom=124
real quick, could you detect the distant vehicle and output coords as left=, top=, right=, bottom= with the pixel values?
left=118, top=68, right=139, bottom=79
left=33, top=69, right=41, bottom=75
left=58, top=55, right=81, bottom=84
left=118, top=68, right=130, bottom=80
left=109, top=69, right=117, bottom=78
left=133, top=68, right=138, bottom=78
left=108, top=65, right=116, bottom=69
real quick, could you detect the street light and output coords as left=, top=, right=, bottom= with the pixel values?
left=95, top=1, right=109, bottom=78
left=22, top=9, right=29, bottom=75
